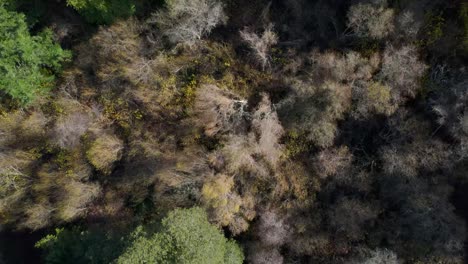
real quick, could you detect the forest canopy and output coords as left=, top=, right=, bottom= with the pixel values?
left=0, top=0, right=467, bottom=263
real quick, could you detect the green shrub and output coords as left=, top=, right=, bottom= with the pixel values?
left=36, top=227, right=126, bottom=264
left=423, top=11, right=445, bottom=46
left=2, top=0, right=48, bottom=26
left=461, top=3, right=468, bottom=52
left=66, top=0, right=135, bottom=24
left=0, top=6, right=71, bottom=105
left=117, top=207, right=244, bottom=264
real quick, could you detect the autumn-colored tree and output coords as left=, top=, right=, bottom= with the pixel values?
left=202, top=174, right=247, bottom=234
left=86, top=132, right=123, bottom=175
left=346, top=1, right=394, bottom=39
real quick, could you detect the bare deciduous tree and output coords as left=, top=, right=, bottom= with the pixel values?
left=240, top=24, right=278, bottom=70
left=350, top=248, right=401, bottom=264
left=222, top=134, right=269, bottom=178
left=278, top=80, right=351, bottom=148
left=252, top=95, right=284, bottom=166
left=380, top=113, right=453, bottom=177
left=248, top=246, right=284, bottom=264
left=150, top=0, right=227, bottom=45
left=256, top=211, right=291, bottom=247
left=220, top=95, right=285, bottom=176
left=313, top=146, right=353, bottom=179
left=86, top=132, right=124, bottom=175
left=309, top=50, right=379, bottom=83
left=395, top=10, right=422, bottom=39
left=0, top=150, right=35, bottom=199
left=346, top=2, right=394, bottom=39
left=431, top=80, right=468, bottom=159
left=21, top=204, right=54, bottom=230
left=55, top=112, right=92, bottom=149
left=195, top=85, right=248, bottom=136
left=380, top=45, right=427, bottom=100
left=57, top=180, right=102, bottom=222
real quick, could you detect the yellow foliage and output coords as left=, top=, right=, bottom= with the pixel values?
left=178, top=74, right=198, bottom=110
left=202, top=175, right=234, bottom=208
left=366, top=81, right=396, bottom=115
left=86, top=133, right=123, bottom=175
left=101, top=97, right=133, bottom=131
left=202, top=174, right=247, bottom=232
left=131, top=69, right=182, bottom=119
left=284, top=130, right=310, bottom=157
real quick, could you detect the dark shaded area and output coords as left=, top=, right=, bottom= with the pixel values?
left=452, top=182, right=468, bottom=263
left=0, top=230, right=45, bottom=264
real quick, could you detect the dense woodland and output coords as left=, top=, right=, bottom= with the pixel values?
left=0, top=0, right=467, bottom=263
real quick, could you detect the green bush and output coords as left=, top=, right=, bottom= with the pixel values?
left=117, top=207, right=244, bottom=264
left=423, top=11, right=445, bottom=46
left=0, top=6, right=71, bottom=105
left=2, top=0, right=48, bottom=26
left=461, top=3, right=468, bottom=52
left=36, top=227, right=126, bottom=264
left=66, top=0, right=135, bottom=24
